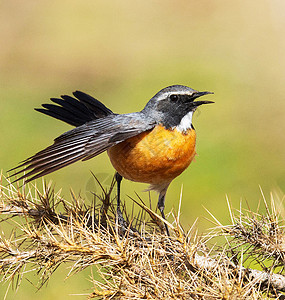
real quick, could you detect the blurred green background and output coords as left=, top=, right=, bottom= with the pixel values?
left=1, top=0, right=285, bottom=298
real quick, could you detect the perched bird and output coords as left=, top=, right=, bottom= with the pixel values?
left=9, top=85, right=213, bottom=235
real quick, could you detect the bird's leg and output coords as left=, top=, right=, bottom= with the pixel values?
left=115, top=172, right=123, bottom=213
left=158, top=189, right=170, bottom=236
left=115, top=172, right=128, bottom=231
left=114, top=172, right=141, bottom=236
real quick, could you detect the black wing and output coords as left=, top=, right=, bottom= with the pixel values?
left=9, top=113, right=155, bottom=183
left=35, top=91, right=113, bottom=127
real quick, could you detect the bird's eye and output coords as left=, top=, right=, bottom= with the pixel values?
left=170, top=94, right=179, bottom=101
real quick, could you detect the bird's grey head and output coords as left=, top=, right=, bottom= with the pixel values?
left=142, top=85, right=214, bottom=129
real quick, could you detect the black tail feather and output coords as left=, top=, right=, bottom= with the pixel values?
left=72, top=91, right=113, bottom=118
left=36, top=91, right=113, bottom=127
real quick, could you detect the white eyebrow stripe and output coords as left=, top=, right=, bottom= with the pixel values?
left=155, top=91, right=194, bottom=101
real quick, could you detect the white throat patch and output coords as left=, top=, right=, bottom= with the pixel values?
left=176, top=111, right=193, bottom=132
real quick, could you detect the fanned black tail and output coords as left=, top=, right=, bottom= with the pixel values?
left=35, top=91, right=113, bottom=127
left=8, top=91, right=114, bottom=183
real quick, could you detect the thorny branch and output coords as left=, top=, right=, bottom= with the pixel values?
left=0, top=172, right=284, bottom=299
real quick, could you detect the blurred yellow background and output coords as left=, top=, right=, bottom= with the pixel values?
left=1, top=0, right=285, bottom=298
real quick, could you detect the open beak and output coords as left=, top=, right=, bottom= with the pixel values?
left=192, top=91, right=214, bottom=107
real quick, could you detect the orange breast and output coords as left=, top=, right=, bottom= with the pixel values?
left=107, top=125, right=196, bottom=186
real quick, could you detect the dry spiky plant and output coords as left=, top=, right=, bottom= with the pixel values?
left=0, top=171, right=284, bottom=299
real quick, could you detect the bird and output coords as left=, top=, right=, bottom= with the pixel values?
left=9, top=85, right=214, bottom=235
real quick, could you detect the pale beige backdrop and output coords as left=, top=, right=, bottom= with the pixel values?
left=0, top=1, right=284, bottom=298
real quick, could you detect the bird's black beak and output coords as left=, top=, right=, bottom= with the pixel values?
left=191, top=91, right=214, bottom=107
